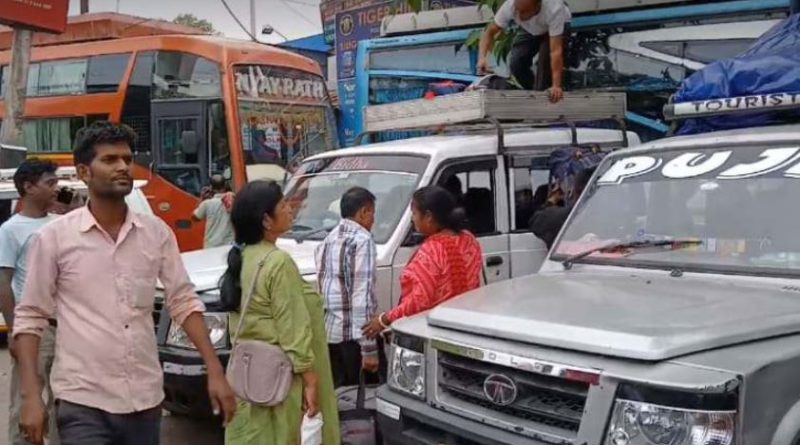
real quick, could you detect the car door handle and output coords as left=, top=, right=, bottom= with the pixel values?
left=486, top=256, right=504, bottom=267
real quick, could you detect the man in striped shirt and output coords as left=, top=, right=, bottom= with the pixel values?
left=315, top=187, right=379, bottom=387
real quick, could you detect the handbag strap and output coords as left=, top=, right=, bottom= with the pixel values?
left=231, top=248, right=278, bottom=347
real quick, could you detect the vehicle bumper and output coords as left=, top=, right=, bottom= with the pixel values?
left=376, top=386, right=551, bottom=445
left=159, top=345, right=230, bottom=417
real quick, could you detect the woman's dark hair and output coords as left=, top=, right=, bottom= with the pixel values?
left=412, top=185, right=467, bottom=232
left=219, top=180, right=284, bottom=311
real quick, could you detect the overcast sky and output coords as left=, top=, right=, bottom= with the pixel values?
left=67, top=0, right=322, bottom=43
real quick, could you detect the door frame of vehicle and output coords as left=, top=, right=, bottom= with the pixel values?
left=389, top=154, right=511, bottom=307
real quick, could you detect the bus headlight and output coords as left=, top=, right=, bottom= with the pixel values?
left=388, top=334, right=425, bottom=399
left=606, top=400, right=735, bottom=445
left=166, top=313, right=229, bottom=350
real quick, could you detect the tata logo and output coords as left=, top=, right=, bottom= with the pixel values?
left=339, top=14, right=355, bottom=36
left=483, top=374, right=518, bottom=407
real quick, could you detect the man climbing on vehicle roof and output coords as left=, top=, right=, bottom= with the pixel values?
left=478, top=0, right=572, bottom=102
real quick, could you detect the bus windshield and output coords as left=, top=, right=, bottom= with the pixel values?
left=234, top=65, right=338, bottom=182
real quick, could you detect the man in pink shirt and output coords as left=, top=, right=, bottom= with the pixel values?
left=13, top=121, right=236, bottom=445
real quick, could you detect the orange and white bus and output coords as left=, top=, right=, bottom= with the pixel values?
left=0, top=34, right=339, bottom=251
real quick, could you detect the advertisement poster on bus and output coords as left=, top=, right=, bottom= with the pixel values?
left=338, top=78, right=359, bottom=146
left=322, top=0, right=475, bottom=44
left=336, top=1, right=421, bottom=80
left=335, top=0, right=417, bottom=146
left=320, top=0, right=385, bottom=45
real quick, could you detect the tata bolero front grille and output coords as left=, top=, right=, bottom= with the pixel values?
left=433, top=341, right=596, bottom=444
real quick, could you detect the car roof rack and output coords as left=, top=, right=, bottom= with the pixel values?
left=663, top=92, right=800, bottom=123
left=358, top=90, right=629, bottom=150
left=0, top=165, right=78, bottom=182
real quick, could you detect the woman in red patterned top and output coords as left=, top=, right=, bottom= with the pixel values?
left=363, top=186, right=483, bottom=337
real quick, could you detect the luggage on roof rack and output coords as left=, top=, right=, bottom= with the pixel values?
left=360, top=90, right=628, bottom=149
left=669, top=14, right=800, bottom=134
left=363, top=90, right=627, bottom=132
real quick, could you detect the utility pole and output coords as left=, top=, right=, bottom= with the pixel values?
left=250, top=0, right=257, bottom=38
left=81, top=0, right=90, bottom=14
left=0, top=29, right=32, bottom=146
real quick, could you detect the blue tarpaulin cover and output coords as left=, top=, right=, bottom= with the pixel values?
left=674, top=14, right=800, bottom=134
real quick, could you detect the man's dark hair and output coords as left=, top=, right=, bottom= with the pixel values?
left=73, top=121, right=136, bottom=166
left=340, top=187, right=376, bottom=219
left=13, top=158, right=58, bottom=196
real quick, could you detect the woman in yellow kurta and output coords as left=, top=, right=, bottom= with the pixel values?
left=222, top=180, right=340, bottom=445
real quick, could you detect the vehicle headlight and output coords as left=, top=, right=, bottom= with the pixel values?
left=166, top=312, right=229, bottom=350
left=388, top=334, right=425, bottom=399
left=606, top=399, right=735, bottom=445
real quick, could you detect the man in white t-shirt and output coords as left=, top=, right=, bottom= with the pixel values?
left=478, top=0, right=572, bottom=102
left=0, top=158, right=60, bottom=445
left=193, top=175, right=235, bottom=248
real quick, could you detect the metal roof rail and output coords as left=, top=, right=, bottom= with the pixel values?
left=663, top=92, right=800, bottom=121
left=0, top=166, right=78, bottom=182
left=359, top=90, right=629, bottom=150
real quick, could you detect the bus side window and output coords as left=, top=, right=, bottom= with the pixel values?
left=87, top=53, right=130, bottom=94
left=122, top=51, right=156, bottom=165
left=209, top=102, right=231, bottom=179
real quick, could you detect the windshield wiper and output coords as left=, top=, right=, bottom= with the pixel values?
left=562, top=238, right=703, bottom=270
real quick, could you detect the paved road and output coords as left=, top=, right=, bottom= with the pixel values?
left=0, top=344, right=223, bottom=444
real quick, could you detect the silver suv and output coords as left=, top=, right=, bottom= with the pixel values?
left=378, top=124, right=800, bottom=445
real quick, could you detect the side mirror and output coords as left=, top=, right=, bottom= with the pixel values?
left=402, top=231, right=425, bottom=247
left=181, top=131, right=198, bottom=155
